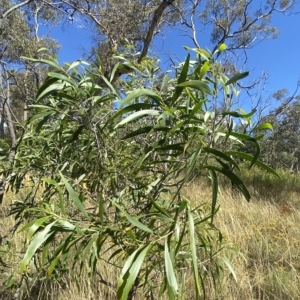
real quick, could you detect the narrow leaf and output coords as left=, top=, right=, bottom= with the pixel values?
left=225, top=72, right=249, bottom=86
left=26, top=216, right=51, bottom=243
left=60, top=172, right=90, bottom=220
left=27, top=111, right=54, bottom=123
left=225, top=151, right=279, bottom=177
left=117, top=245, right=150, bottom=300
left=42, top=177, right=65, bottom=215
left=48, top=255, right=60, bottom=278
left=82, top=233, right=100, bottom=262
left=177, top=80, right=212, bottom=95
left=225, top=132, right=260, bottom=168
left=222, top=109, right=257, bottom=118
left=254, top=122, right=273, bottom=131
left=37, top=83, right=67, bottom=102
left=115, top=110, right=160, bottom=128
left=188, top=206, right=201, bottom=298
left=209, top=169, right=218, bottom=222
left=164, top=241, right=178, bottom=294
left=121, top=89, right=161, bottom=107
left=22, top=57, right=61, bottom=70
left=221, top=256, right=237, bottom=282
left=172, top=54, right=190, bottom=102
left=113, top=103, right=156, bottom=120
left=199, top=61, right=211, bottom=79
left=109, top=62, right=120, bottom=82
left=207, top=166, right=251, bottom=201
left=48, top=72, right=74, bottom=85
left=124, top=213, right=153, bottom=234
left=121, top=126, right=152, bottom=139
left=20, top=221, right=57, bottom=274
left=67, top=60, right=88, bottom=71
left=203, top=147, right=240, bottom=171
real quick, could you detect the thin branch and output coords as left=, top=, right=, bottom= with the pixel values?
left=1, top=0, right=34, bottom=19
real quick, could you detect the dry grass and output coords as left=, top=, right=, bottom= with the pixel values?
left=184, top=180, right=300, bottom=299
left=1, top=178, right=300, bottom=299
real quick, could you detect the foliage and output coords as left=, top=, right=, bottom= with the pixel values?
left=238, top=166, right=300, bottom=207
left=258, top=92, right=300, bottom=170
left=0, top=0, right=60, bottom=162
left=0, top=1, right=297, bottom=298
left=0, top=44, right=276, bottom=299
left=0, top=0, right=296, bottom=169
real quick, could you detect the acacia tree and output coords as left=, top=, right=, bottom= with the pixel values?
left=0, top=0, right=294, bottom=298
left=0, top=43, right=276, bottom=299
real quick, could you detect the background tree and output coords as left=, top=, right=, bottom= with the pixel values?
left=259, top=87, right=300, bottom=170
left=0, top=0, right=59, bottom=162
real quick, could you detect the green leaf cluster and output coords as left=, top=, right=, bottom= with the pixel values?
left=7, top=46, right=276, bottom=299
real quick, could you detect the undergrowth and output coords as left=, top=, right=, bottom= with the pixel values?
left=1, top=169, right=300, bottom=299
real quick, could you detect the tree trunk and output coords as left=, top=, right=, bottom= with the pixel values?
left=0, top=67, right=17, bottom=203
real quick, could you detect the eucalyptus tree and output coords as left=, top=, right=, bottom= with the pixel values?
left=2, top=0, right=296, bottom=76
left=0, top=1, right=59, bottom=207
left=258, top=88, right=300, bottom=170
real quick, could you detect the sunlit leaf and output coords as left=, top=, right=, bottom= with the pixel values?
left=164, top=241, right=178, bottom=294
left=254, top=122, right=273, bottom=131
left=120, top=89, right=161, bottom=107
left=113, top=103, right=157, bottom=120
left=187, top=206, right=201, bottom=298
left=25, top=216, right=51, bottom=243
left=218, top=43, right=227, bottom=53
left=67, top=60, right=89, bottom=71
left=177, top=80, right=212, bottom=95
left=48, top=72, right=74, bottom=85
left=22, top=57, right=61, bottom=70
left=199, top=61, right=211, bottom=79
left=221, top=256, right=237, bottom=282
left=37, top=83, right=68, bottom=102
left=20, top=221, right=57, bottom=274
left=115, top=110, right=160, bottom=128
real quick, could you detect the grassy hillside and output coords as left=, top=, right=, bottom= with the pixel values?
left=1, top=171, right=300, bottom=299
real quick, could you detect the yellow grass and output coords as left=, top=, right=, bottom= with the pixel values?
left=1, top=178, right=300, bottom=299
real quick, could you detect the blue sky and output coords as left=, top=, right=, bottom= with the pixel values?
left=48, top=8, right=300, bottom=108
